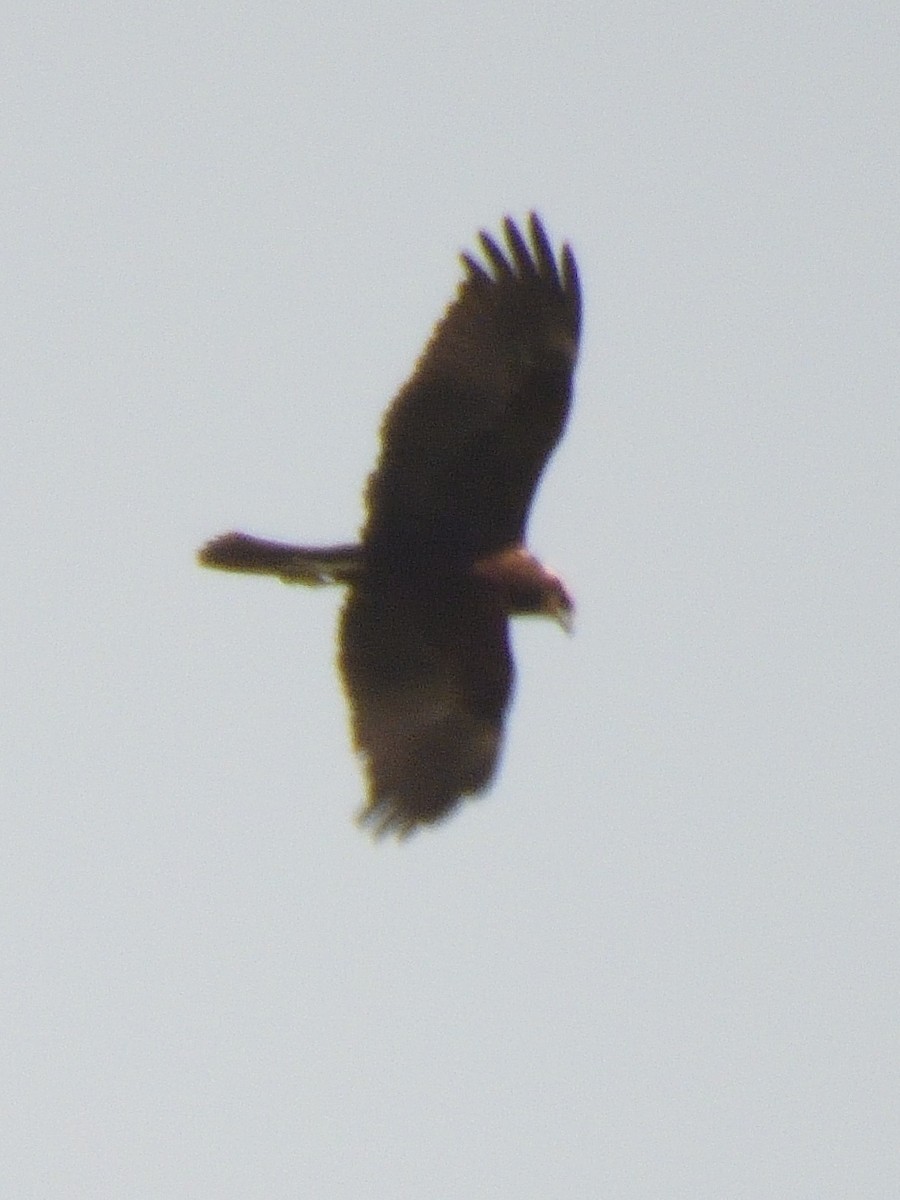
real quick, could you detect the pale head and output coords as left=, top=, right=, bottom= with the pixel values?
left=473, top=545, right=574, bottom=631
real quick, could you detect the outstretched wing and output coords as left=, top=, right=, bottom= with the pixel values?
left=362, top=214, right=581, bottom=565
left=339, top=579, right=514, bottom=837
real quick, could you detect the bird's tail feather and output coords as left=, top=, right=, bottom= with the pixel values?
left=198, top=532, right=364, bottom=586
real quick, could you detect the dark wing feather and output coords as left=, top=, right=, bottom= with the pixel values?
left=339, top=579, right=513, bottom=837
left=362, top=214, right=581, bottom=565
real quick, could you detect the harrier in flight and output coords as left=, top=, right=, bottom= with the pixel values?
left=199, top=214, right=582, bottom=836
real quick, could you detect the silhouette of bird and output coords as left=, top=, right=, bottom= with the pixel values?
left=199, top=214, right=582, bottom=836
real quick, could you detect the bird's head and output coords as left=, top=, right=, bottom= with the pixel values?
left=473, top=546, right=574, bottom=632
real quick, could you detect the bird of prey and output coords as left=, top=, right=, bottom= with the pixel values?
left=199, top=214, right=582, bottom=837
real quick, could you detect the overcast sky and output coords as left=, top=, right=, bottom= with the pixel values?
left=4, top=3, right=899, bottom=1197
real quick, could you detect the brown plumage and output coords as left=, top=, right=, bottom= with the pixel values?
left=199, top=214, right=582, bottom=836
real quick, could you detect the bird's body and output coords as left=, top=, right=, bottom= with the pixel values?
left=199, top=214, right=582, bottom=836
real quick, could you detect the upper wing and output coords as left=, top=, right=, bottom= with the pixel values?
left=339, top=579, right=514, bottom=837
left=362, top=214, right=582, bottom=564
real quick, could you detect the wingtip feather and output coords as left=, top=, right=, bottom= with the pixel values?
left=477, top=228, right=515, bottom=279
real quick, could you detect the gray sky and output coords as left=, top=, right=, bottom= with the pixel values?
left=4, top=3, right=899, bottom=1196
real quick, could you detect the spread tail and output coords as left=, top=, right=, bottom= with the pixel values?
left=198, top=532, right=364, bottom=586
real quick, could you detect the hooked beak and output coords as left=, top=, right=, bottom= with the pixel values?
left=545, top=589, right=575, bottom=635
left=555, top=605, right=575, bottom=635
